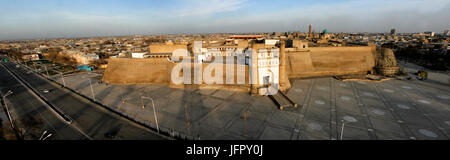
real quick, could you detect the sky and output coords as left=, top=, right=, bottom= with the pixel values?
left=0, top=0, right=449, bottom=40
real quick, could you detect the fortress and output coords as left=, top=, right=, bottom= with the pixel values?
left=102, top=40, right=377, bottom=96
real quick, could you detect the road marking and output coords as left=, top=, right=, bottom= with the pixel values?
left=418, top=129, right=438, bottom=138
left=317, top=86, right=327, bottom=91
left=418, top=100, right=431, bottom=104
left=357, top=81, right=367, bottom=85
left=437, top=95, right=449, bottom=100
left=340, top=96, right=351, bottom=101
left=343, top=116, right=357, bottom=123
left=401, top=86, right=412, bottom=89
left=445, top=121, right=450, bottom=126
left=363, top=92, right=375, bottom=97
left=396, top=104, right=410, bottom=109
left=314, top=100, right=325, bottom=105
left=372, top=109, right=386, bottom=116
left=307, top=122, right=322, bottom=131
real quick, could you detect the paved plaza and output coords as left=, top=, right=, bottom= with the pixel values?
left=51, top=65, right=450, bottom=140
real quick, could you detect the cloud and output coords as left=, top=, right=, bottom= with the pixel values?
left=176, top=0, right=248, bottom=17
left=60, top=12, right=131, bottom=23
left=195, top=0, right=450, bottom=33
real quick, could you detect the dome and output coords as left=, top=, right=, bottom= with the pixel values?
left=322, top=29, right=329, bottom=34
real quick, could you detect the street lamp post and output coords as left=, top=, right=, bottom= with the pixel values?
left=41, top=134, right=52, bottom=140
left=44, top=65, right=50, bottom=78
left=243, top=110, right=250, bottom=137
left=38, top=63, right=65, bottom=87
left=120, top=86, right=125, bottom=104
left=27, top=58, right=32, bottom=68
left=139, top=91, right=145, bottom=109
left=39, top=130, right=48, bottom=140
left=32, top=61, right=37, bottom=72
left=184, top=104, right=190, bottom=126
left=340, top=116, right=357, bottom=140
left=87, top=78, right=95, bottom=102
left=39, top=131, right=52, bottom=140
left=340, top=120, right=346, bottom=140
left=2, top=90, right=14, bottom=129
left=60, top=72, right=66, bottom=87
left=142, top=96, right=159, bottom=133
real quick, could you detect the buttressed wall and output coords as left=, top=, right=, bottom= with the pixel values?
left=287, top=46, right=376, bottom=78
left=102, top=58, right=171, bottom=84
left=103, top=57, right=250, bottom=91
left=103, top=46, right=376, bottom=89
left=169, top=59, right=250, bottom=91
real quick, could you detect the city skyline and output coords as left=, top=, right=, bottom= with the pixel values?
left=1, top=0, right=449, bottom=40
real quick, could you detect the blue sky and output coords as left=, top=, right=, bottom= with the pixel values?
left=0, top=0, right=449, bottom=40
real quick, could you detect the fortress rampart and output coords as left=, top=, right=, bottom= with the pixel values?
left=102, top=46, right=377, bottom=92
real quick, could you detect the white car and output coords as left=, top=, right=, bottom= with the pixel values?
left=43, top=89, right=50, bottom=93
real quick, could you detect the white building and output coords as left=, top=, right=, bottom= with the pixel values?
left=131, top=53, right=145, bottom=58
left=83, top=53, right=100, bottom=64
left=265, top=39, right=279, bottom=46
left=256, top=48, right=279, bottom=95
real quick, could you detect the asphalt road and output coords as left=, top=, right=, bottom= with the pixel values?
left=0, top=57, right=169, bottom=140
left=0, top=62, right=86, bottom=139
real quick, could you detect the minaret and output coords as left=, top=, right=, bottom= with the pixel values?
left=279, top=40, right=291, bottom=91
left=308, top=24, right=312, bottom=38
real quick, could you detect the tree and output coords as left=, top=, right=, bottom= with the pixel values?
left=91, top=59, right=107, bottom=67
